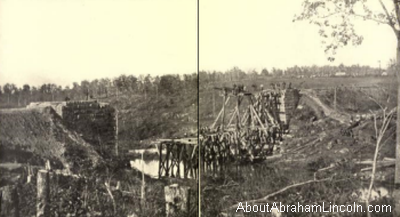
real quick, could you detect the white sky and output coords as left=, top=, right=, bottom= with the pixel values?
left=0, top=0, right=396, bottom=87
left=0, top=0, right=197, bottom=87
left=200, top=0, right=396, bottom=73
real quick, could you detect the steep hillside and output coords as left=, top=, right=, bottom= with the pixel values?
left=99, top=90, right=198, bottom=149
left=0, top=107, right=102, bottom=173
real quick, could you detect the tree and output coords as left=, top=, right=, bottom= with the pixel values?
left=153, top=76, right=161, bottom=100
left=261, top=68, right=270, bottom=77
left=90, top=79, right=99, bottom=98
left=14, top=88, right=22, bottom=106
left=159, top=75, right=181, bottom=95
left=72, top=82, right=81, bottom=100
left=296, top=0, right=400, bottom=182
left=99, top=78, right=111, bottom=97
left=22, top=84, right=31, bottom=105
left=81, top=80, right=90, bottom=100
left=49, top=84, right=58, bottom=101
left=3, top=83, right=16, bottom=105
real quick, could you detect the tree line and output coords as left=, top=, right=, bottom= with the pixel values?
left=0, top=73, right=197, bottom=108
left=200, top=64, right=391, bottom=86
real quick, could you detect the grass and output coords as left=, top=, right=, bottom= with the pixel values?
left=0, top=107, right=102, bottom=172
left=201, top=158, right=395, bottom=217
left=199, top=76, right=397, bottom=216
left=100, top=90, right=197, bottom=151
left=199, top=76, right=396, bottom=126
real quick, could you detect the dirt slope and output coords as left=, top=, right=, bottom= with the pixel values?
left=301, top=89, right=351, bottom=124
left=0, top=107, right=102, bottom=173
left=286, top=91, right=396, bottom=173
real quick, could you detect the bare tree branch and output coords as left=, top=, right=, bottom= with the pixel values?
left=380, top=0, right=399, bottom=34
left=365, top=107, right=395, bottom=217
left=351, top=13, right=391, bottom=25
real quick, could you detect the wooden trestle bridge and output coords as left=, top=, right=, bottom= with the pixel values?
left=199, top=83, right=300, bottom=170
left=153, top=83, right=300, bottom=178
left=154, top=138, right=199, bottom=178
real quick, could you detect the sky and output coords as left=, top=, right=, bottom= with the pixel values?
left=0, top=0, right=397, bottom=87
left=200, top=0, right=396, bottom=73
left=0, top=0, right=197, bottom=87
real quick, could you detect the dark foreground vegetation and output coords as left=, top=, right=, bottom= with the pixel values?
left=200, top=76, right=397, bottom=216
left=0, top=72, right=198, bottom=216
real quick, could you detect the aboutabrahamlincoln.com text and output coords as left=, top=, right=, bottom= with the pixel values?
left=236, top=202, right=392, bottom=213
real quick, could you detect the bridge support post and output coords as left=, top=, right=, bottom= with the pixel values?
left=36, top=170, right=50, bottom=217
left=0, top=185, right=19, bottom=217
left=164, top=184, right=190, bottom=217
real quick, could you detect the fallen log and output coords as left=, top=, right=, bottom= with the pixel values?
left=361, top=162, right=395, bottom=172
left=355, top=160, right=395, bottom=166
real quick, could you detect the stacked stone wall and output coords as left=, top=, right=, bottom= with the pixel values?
left=62, top=101, right=116, bottom=156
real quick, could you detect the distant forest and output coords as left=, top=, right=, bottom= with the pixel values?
left=0, top=73, right=197, bottom=108
left=0, top=64, right=392, bottom=108
left=200, top=64, right=392, bottom=86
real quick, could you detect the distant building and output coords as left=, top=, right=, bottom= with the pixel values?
left=334, top=72, right=347, bottom=77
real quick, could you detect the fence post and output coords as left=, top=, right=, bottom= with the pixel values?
left=0, top=185, right=19, bottom=217
left=164, top=184, right=190, bottom=217
left=37, top=170, right=50, bottom=217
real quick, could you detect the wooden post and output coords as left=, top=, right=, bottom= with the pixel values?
left=0, top=185, right=19, bottom=217
left=176, top=145, right=181, bottom=178
left=222, top=93, right=226, bottom=131
left=183, top=145, right=188, bottom=179
left=141, top=152, right=145, bottom=208
left=236, top=96, right=240, bottom=129
left=210, top=96, right=230, bottom=129
left=165, top=144, right=170, bottom=177
left=158, top=143, right=163, bottom=178
left=115, top=110, right=119, bottom=156
left=37, top=170, right=50, bottom=217
left=164, top=184, right=190, bottom=217
left=27, top=164, right=32, bottom=184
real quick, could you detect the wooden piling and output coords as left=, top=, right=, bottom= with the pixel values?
left=183, top=145, right=188, bottom=179
left=0, top=185, right=19, bottom=217
left=37, top=170, right=50, bottom=217
left=158, top=143, right=163, bottom=178
left=115, top=110, right=119, bottom=156
left=222, top=94, right=226, bottom=131
left=165, top=144, right=170, bottom=177
left=164, top=184, right=190, bottom=217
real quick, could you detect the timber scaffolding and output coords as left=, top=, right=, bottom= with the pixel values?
left=153, top=138, right=199, bottom=179
left=153, top=83, right=300, bottom=178
left=200, top=83, right=301, bottom=168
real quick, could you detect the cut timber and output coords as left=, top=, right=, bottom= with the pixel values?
left=265, top=154, right=282, bottom=161
left=359, top=159, right=396, bottom=172
left=157, top=138, right=197, bottom=145
left=356, top=159, right=395, bottom=166
left=36, top=170, right=50, bottom=217
left=0, top=185, right=19, bottom=217
left=164, top=184, right=190, bottom=217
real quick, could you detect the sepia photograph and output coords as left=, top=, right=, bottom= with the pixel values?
left=199, top=0, right=398, bottom=216
left=2, top=0, right=400, bottom=216
left=0, top=0, right=198, bottom=216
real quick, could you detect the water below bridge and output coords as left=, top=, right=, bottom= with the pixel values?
left=129, top=148, right=190, bottom=179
